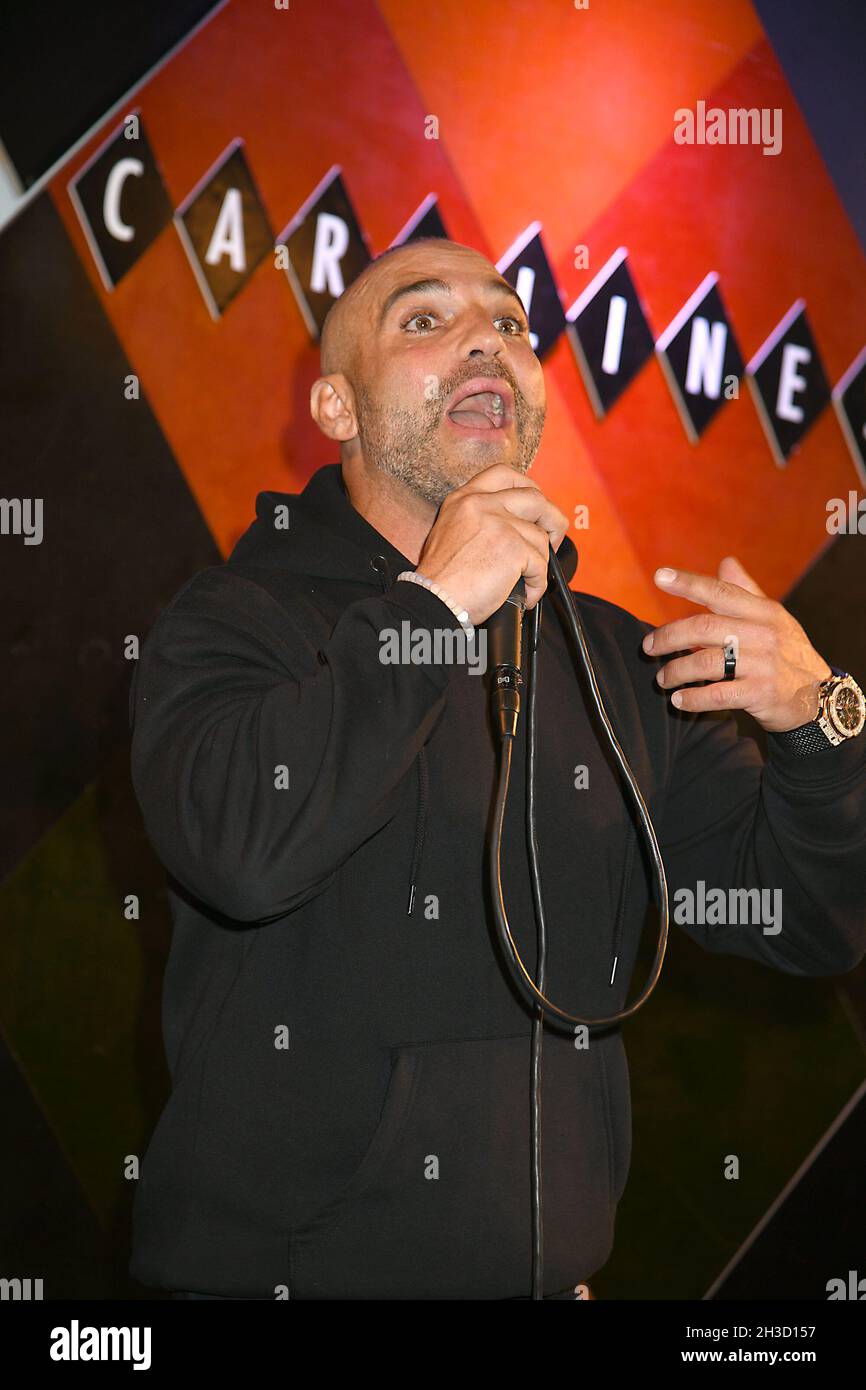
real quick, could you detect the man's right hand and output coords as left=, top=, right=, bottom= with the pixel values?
left=416, top=464, right=570, bottom=626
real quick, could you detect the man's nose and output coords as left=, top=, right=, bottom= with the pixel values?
left=455, top=307, right=505, bottom=359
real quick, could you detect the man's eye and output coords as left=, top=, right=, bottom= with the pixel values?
left=400, top=310, right=526, bottom=334
left=402, top=311, right=438, bottom=332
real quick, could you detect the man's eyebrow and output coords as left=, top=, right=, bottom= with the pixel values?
left=377, top=276, right=528, bottom=328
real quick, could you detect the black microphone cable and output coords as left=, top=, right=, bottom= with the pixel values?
left=488, top=540, right=671, bottom=1300
left=524, top=559, right=547, bottom=1302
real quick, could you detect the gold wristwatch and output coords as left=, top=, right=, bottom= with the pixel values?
left=771, top=669, right=866, bottom=757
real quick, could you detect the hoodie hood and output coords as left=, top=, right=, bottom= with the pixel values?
left=227, top=462, right=579, bottom=591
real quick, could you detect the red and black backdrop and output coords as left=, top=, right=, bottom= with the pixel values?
left=1, top=0, right=864, bottom=1298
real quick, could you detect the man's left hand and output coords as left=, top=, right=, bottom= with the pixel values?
left=641, top=556, right=832, bottom=734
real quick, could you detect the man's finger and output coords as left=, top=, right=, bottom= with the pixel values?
left=718, top=554, right=767, bottom=598
left=668, top=678, right=752, bottom=713
left=506, top=517, right=557, bottom=608
left=653, top=565, right=768, bottom=618
left=644, top=614, right=763, bottom=657
left=496, top=487, right=569, bottom=549
left=454, top=463, right=540, bottom=495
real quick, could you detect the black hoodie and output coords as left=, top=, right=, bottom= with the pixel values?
left=128, top=462, right=866, bottom=1300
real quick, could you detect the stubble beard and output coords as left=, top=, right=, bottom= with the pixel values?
left=355, top=384, right=546, bottom=508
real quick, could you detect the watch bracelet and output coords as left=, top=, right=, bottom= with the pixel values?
left=769, top=665, right=849, bottom=759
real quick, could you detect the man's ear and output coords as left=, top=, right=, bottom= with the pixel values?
left=310, top=374, right=358, bottom=442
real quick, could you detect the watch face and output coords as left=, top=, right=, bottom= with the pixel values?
left=829, top=681, right=866, bottom=738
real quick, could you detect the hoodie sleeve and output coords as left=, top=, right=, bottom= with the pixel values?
left=657, top=686, right=866, bottom=977
left=129, top=566, right=467, bottom=923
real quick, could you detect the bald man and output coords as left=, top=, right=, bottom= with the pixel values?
left=129, top=237, right=866, bottom=1301
left=311, top=237, right=557, bottom=622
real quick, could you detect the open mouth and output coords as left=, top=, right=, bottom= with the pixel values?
left=446, top=387, right=512, bottom=432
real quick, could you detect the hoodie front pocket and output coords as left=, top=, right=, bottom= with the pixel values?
left=290, top=1045, right=422, bottom=1239
left=289, top=1031, right=613, bottom=1300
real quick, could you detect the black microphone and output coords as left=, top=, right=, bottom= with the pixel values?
left=487, top=578, right=526, bottom=740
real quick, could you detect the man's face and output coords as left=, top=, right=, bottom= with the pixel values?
left=351, top=246, right=547, bottom=506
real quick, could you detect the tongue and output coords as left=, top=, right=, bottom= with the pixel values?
left=448, top=390, right=500, bottom=430
left=448, top=408, right=494, bottom=430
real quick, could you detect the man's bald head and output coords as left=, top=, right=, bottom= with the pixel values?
left=310, top=235, right=546, bottom=509
left=319, top=237, right=493, bottom=381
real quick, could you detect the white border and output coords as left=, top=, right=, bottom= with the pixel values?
left=832, top=342, right=866, bottom=486
left=564, top=247, right=637, bottom=420
left=273, top=164, right=344, bottom=341
left=273, top=162, right=341, bottom=246
left=566, top=320, right=605, bottom=421
left=654, top=273, right=723, bottom=445
left=389, top=192, right=439, bottom=247
left=745, top=300, right=809, bottom=469
left=656, top=272, right=719, bottom=353
left=67, top=107, right=157, bottom=293
left=565, top=245, right=628, bottom=323
left=172, top=136, right=246, bottom=322
left=832, top=341, right=866, bottom=401
left=495, top=219, right=542, bottom=274
left=747, top=372, right=789, bottom=470
left=747, top=298, right=806, bottom=374
left=0, top=132, right=24, bottom=225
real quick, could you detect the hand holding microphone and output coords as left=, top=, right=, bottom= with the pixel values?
left=416, top=464, right=568, bottom=738
left=415, top=463, right=569, bottom=627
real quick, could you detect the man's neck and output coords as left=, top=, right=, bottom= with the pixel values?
left=341, top=457, right=436, bottom=567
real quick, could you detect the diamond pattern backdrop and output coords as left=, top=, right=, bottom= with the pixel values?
left=1, top=0, right=864, bottom=1298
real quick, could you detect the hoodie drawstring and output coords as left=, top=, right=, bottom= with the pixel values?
left=370, top=553, right=429, bottom=917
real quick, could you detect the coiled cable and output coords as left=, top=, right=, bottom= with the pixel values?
left=489, top=540, right=671, bottom=1299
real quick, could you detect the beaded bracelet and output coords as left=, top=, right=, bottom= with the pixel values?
left=395, top=570, right=475, bottom=641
